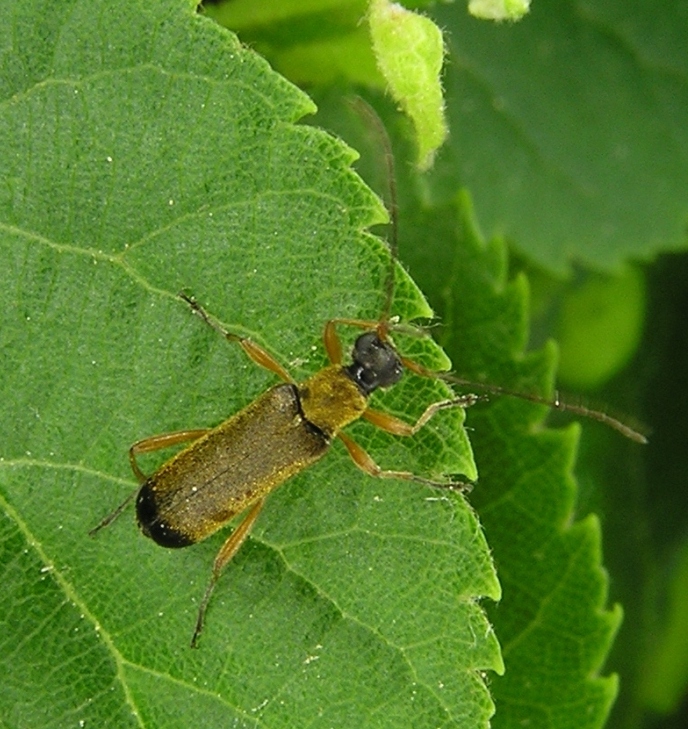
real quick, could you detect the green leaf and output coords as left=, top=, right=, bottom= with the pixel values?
left=639, top=538, right=688, bottom=714
left=204, top=0, right=372, bottom=64
left=270, top=26, right=385, bottom=88
left=429, top=0, right=688, bottom=272
left=438, top=192, right=623, bottom=729
left=0, top=2, right=503, bottom=728
left=368, top=0, right=448, bottom=169
left=555, top=266, right=647, bottom=390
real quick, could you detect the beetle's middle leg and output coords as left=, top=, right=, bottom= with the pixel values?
left=89, top=428, right=211, bottom=536
left=191, top=498, right=265, bottom=648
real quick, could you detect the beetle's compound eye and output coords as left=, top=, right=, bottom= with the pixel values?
left=346, top=331, right=403, bottom=395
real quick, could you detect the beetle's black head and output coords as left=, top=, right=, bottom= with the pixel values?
left=345, top=331, right=403, bottom=396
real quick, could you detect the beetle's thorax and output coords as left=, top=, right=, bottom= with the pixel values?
left=298, top=366, right=368, bottom=438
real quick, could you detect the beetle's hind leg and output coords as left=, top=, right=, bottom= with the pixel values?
left=191, top=498, right=266, bottom=648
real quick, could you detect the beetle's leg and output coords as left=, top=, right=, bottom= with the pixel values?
left=90, top=428, right=211, bottom=537
left=323, top=317, right=384, bottom=364
left=362, top=394, right=483, bottom=436
left=350, top=397, right=483, bottom=491
left=129, top=429, right=211, bottom=483
left=191, top=498, right=265, bottom=648
left=323, top=320, right=343, bottom=364
left=337, top=432, right=469, bottom=490
left=180, top=293, right=294, bottom=383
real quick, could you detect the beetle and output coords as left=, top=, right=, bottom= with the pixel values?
left=91, top=286, right=481, bottom=647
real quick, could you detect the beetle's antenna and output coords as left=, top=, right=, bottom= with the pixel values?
left=89, top=488, right=138, bottom=536
left=348, top=97, right=398, bottom=326
left=401, top=354, right=648, bottom=443
left=438, top=371, right=647, bottom=443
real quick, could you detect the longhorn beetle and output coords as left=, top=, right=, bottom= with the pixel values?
left=91, top=102, right=646, bottom=648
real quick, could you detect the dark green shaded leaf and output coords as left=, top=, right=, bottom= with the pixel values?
left=429, top=0, right=688, bottom=272
left=439, top=193, right=623, bottom=729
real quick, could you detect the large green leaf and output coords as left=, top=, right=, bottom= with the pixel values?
left=0, top=2, right=503, bottom=728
